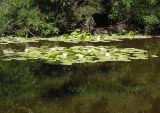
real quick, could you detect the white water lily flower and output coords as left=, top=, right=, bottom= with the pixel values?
left=96, top=35, right=101, bottom=41
left=87, top=49, right=92, bottom=52
left=105, top=53, right=111, bottom=57
left=99, top=47, right=105, bottom=51
left=76, top=54, right=84, bottom=59
left=24, top=48, right=30, bottom=53
left=50, top=48, right=56, bottom=51
left=6, top=41, right=12, bottom=43
left=62, top=53, right=68, bottom=59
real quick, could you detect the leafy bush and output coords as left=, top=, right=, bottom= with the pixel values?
left=0, top=0, right=159, bottom=37
left=107, top=0, right=160, bottom=30
left=0, top=0, right=60, bottom=37
left=0, top=0, right=103, bottom=37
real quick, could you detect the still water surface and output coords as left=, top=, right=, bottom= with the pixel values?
left=0, top=37, right=160, bottom=113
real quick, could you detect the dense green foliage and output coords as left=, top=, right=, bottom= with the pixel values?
left=108, top=0, right=160, bottom=31
left=0, top=0, right=159, bottom=37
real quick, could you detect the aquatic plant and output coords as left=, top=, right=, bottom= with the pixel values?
left=0, top=36, right=39, bottom=44
left=56, top=34, right=151, bottom=42
left=0, top=34, right=151, bottom=45
left=0, top=46, right=149, bottom=65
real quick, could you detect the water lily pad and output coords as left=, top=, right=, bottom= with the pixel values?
left=0, top=46, right=150, bottom=65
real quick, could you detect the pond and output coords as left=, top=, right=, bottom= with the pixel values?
left=0, top=35, right=160, bottom=113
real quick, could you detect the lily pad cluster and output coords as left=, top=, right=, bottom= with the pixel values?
left=50, top=30, right=151, bottom=42
left=1, top=46, right=149, bottom=65
left=0, top=33, right=151, bottom=45
left=54, top=34, right=151, bottom=42
left=0, top=33, right=155, bottom=65
left=0, top=36, right=40, bottom=44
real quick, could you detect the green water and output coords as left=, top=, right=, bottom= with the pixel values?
left=0, top=37, right=160, bottom=113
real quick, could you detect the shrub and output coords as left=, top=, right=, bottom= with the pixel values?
left=0, top=0, right=159, bottom=37
left=107, top=0, right=159, bottom=32
left=0, top=0, right=103, bottom=37
left=0, top=0, right=59, bottom=37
